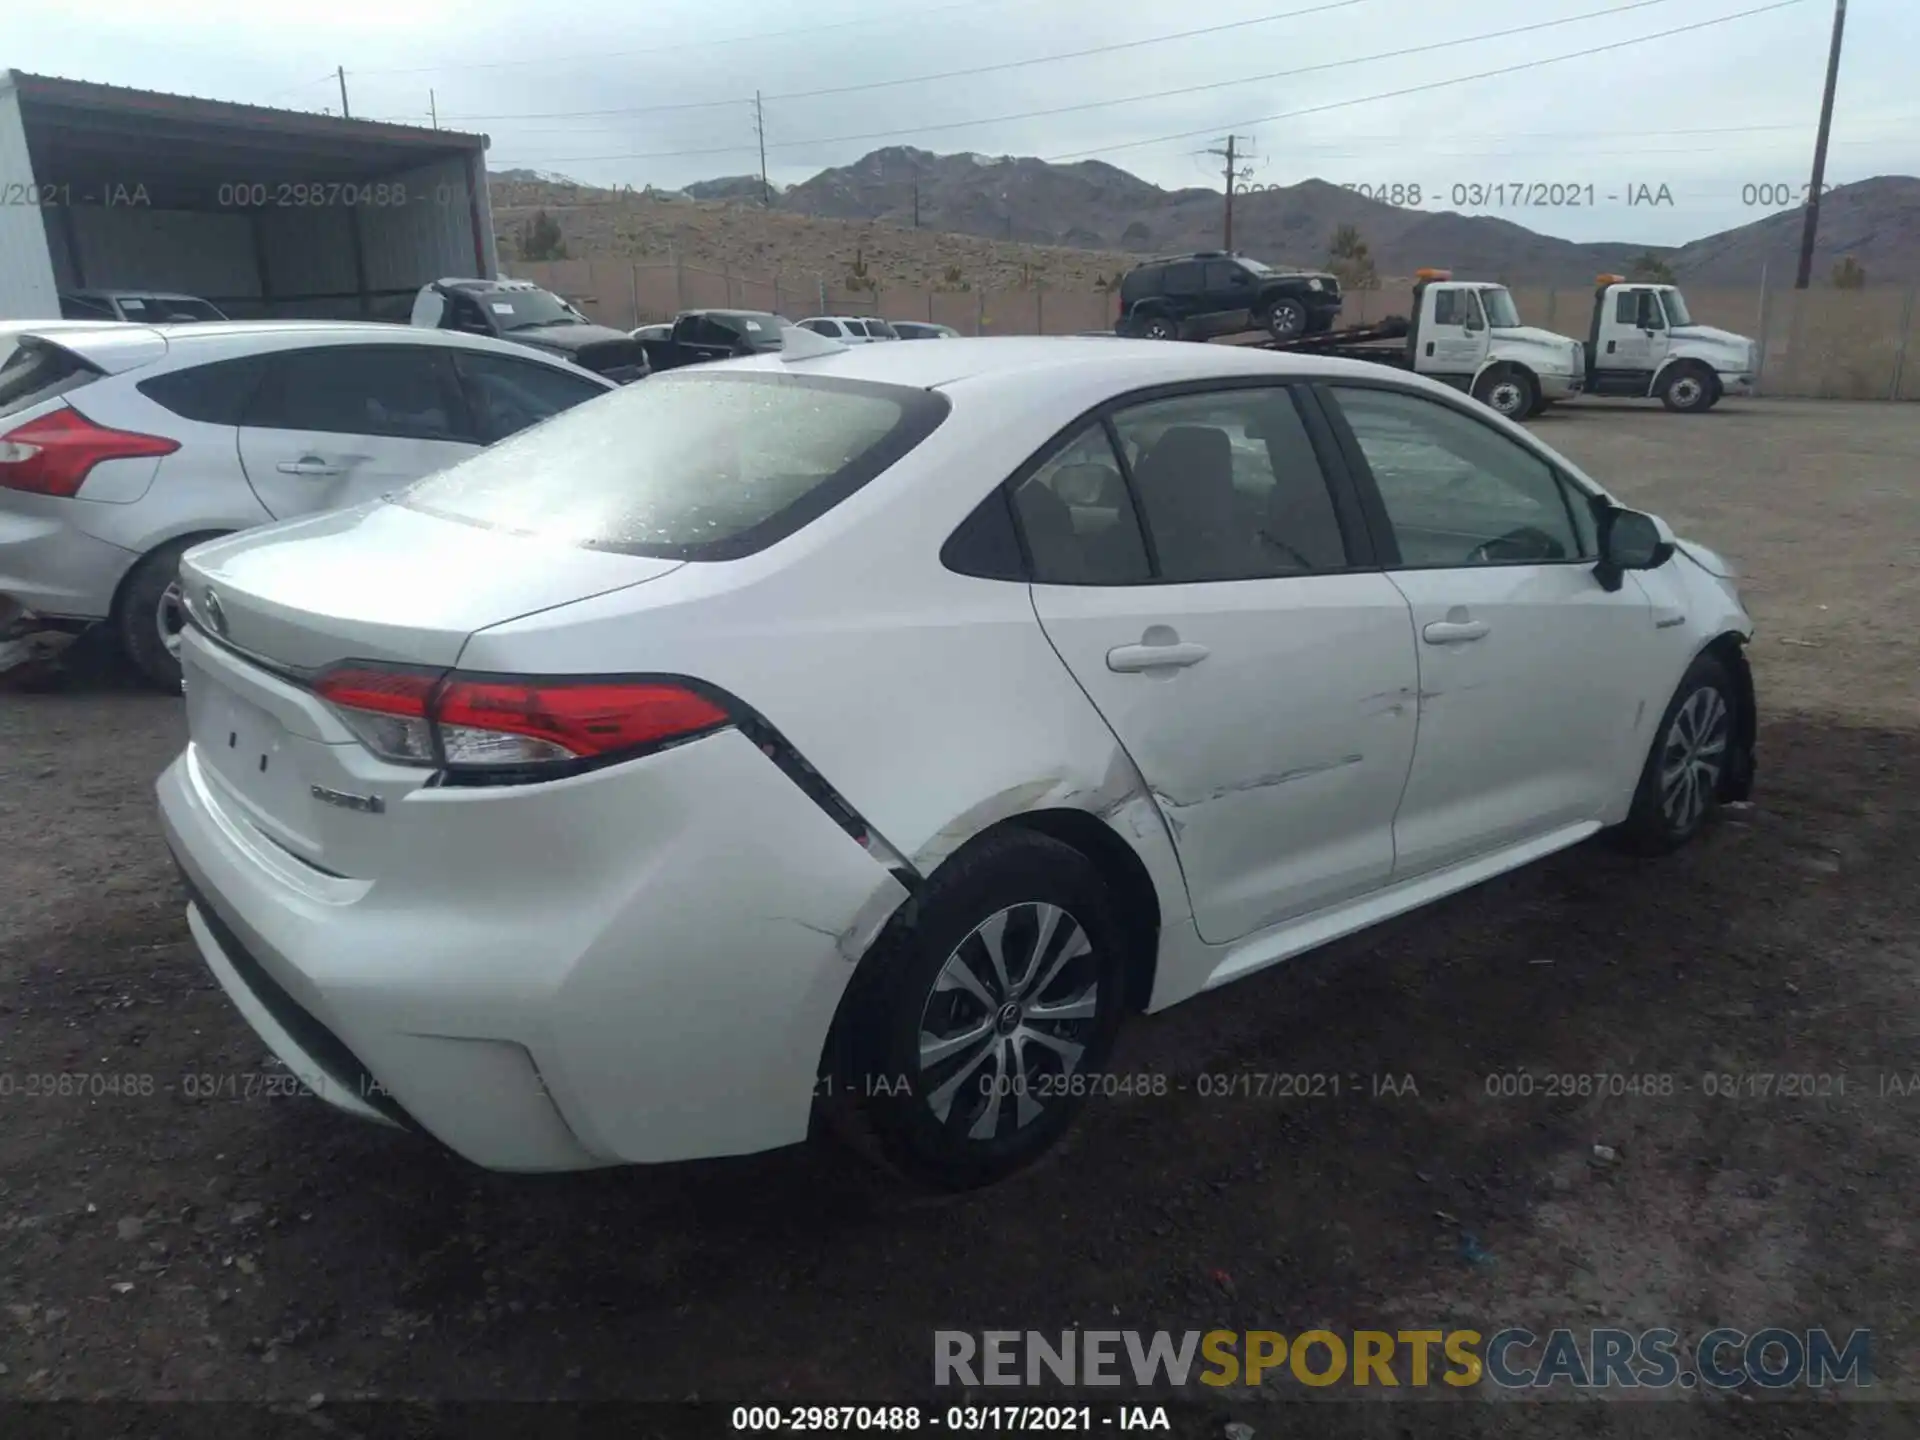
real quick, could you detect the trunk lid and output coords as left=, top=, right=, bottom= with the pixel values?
left=177, top=500, right=685, bottom=673
left=174, top=501, right=687, bottom=874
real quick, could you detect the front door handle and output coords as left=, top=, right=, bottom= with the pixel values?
left=1107, top=640, right=1210, bottom=673
left=1422, top=619, right=1490, bottom=644
left=277, top=457, right=344, bottom=477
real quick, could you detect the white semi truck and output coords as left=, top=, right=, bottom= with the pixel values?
left=1582, top=275, right=1759, bottom=413
left=1263, top=269, right=1587, bottom=420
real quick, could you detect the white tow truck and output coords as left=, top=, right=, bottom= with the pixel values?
left=1260, top=269, right=1587, bottom=420
left=1582, top=275, right=1759, bottom=413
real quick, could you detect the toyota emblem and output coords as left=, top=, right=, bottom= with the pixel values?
left=203, top=588, right=228, bottom=637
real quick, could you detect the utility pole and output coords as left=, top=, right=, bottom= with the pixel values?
left=429, top=89, right=437, bottom=129
left=336, top=66, right=351, bottom=119
left=1795, top=0, right=1848, bottom=289
left=1205, top=135, right=1256, bottom=252
left=912, top=179, right=921, bottom=229
left=754, top=92, right=771, bottom=207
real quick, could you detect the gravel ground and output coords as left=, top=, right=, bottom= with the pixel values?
left=2, top=398, right=1917, bottom=1432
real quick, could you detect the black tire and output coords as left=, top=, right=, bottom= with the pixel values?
left=1136, top=313, right=1180, bottom=341
left=1612, top=652, right=1737, bottom=856
left=1658, top=363, right=1717, bottom=413
left=114, top=537, right=208, bottom=693
left=847, top=830, right=1130, bottom=1190
left=1472, top=365, right=1538, bottom=421
left=1263, top=297, right=1308, bottom=342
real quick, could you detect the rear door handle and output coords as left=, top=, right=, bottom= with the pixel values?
left=1422, top=619, right=1490, bottom=644
left=276, top=457, right=344, bottom=477
left=1107, top=641, right=1210, bottom=673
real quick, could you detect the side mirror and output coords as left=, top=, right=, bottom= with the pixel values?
left=1595, top=506, right=1675, bottom=591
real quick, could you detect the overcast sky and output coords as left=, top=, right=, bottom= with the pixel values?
left=6, top=0, right=1913, bottom=246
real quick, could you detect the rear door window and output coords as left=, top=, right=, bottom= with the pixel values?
left=138, top=356, right=272, bottom=426
left=247, top=345, right=470, bottom=442
left=1163, top=264, right=1205, bottom=297
left=0, top=342, right=102, bottom=418
left=1109, top=387, right=1350, bottom=582
left=453, top=351, right=610, bottom=443
left=1010, top=424, right=1150, bottom=585
left=399, top=370, right=951, bottom=560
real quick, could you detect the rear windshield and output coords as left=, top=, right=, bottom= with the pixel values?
left=117, top=296, right=226, bottom=323
left=0, top=341, right=101, bottom=419
left=397, top=370, right=951, bottom=560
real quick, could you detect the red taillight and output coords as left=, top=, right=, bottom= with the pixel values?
left=0, top=406, right=179, bottom=498
left=436, top=677, right=729, bottom=761
left=311, top=664, right=731, bottom=773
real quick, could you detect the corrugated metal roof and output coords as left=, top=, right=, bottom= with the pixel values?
left=2, top=70, right=487, bottom=148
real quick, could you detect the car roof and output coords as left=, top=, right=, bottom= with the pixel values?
left=27, top=319, right=619, bottom=376
left=726, top=334, right=1427, bottom=393
left=63, top=288, right=213, bottom=301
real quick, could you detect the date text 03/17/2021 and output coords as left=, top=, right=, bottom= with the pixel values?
left=729, top=1406, right=1171, bottom=1432
left=1237, top=181, right=1678, bottom=208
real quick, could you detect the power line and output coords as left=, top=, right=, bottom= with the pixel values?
left=439, top=0, right=1365, bottom=122
left=348, top=0, right=1016, bottom=77
left=456, top=0, right=1646, bottom=126
left=1046, top=0, right=1810, bottom=162
left=260, top=72, right=341, bottom=103
left=491, top=0, right=1702, bottom=164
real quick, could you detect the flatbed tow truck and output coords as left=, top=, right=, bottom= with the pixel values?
left=1243, top=268, right=1587, bottom=420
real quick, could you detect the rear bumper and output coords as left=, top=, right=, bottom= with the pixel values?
left=156, top=722, right=910, bottom=1172
left=0, top=502, right=135, bottom=623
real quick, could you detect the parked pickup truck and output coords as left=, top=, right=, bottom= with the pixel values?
left=410, top=278, right=650, bottom=382
left=1257, top=269, right=1587, bottom=420
left=1584, top=275, right=1758, bottom=413
left=636, top=309, right=795, bottom=370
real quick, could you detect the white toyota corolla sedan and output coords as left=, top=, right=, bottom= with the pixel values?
left=157, top=333, right=1756, bottom=1189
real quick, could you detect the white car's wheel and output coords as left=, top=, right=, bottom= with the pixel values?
left=114, top=537, right=215, bottom=693
left=1615, top=653, right=1738, bottom=853
left=847, top=830, right=1129, bottom=1189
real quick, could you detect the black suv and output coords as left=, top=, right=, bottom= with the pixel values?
left=1114, top=252, right=1342, bottom=343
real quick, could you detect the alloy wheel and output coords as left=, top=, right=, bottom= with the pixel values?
left=915, top=903, right=1101, bottom=1142
left=1267, top=304, right=1304, bottom=340
left=1660, top=685, right=1728, bottom=831
left=157, top=582, right=187, bottom=660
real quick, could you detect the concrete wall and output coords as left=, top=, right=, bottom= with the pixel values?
left=507, top=257, right=1920, bottom=401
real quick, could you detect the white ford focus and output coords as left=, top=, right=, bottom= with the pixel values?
left=157, top=333, right=1756, bottom=1189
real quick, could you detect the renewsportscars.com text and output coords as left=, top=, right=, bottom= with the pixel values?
left=934, top=1328, right=1872, bottom=1391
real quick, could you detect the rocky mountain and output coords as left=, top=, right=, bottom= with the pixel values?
left=1663, top=176, right=1920, bottom=285
left=747, top=147, right=1920, bottom=286
left=682, top=174, right=785, bottom=203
